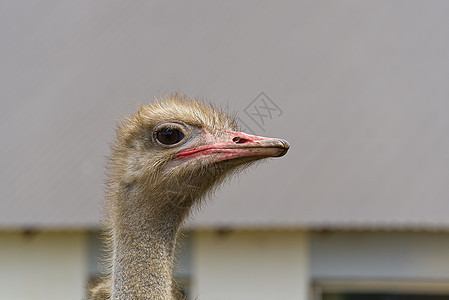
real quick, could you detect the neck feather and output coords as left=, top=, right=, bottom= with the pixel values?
left=109, top=184, right=190, bottom=299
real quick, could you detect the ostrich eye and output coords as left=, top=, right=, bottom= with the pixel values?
left=156, top=128, right=185, bottom=145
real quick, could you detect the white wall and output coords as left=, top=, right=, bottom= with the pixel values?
left=0, top=231, right=89, bottom=300
left=192, top=230, right=308, bottom=300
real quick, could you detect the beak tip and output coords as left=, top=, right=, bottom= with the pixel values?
left=280, top=139, right=290, bottom=149
left=274, top=138, right=290, bottom=157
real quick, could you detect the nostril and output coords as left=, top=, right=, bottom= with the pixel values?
left=233, top=137, right=249, bottom=144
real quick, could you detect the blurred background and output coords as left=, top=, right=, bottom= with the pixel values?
left=1, top=1, right=449, bottom=299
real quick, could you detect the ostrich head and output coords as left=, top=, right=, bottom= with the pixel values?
left=107, top=94, right=289, bottom=225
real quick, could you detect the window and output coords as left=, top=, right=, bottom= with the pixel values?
left=323, top=292, right=449, bottom=300
left=313, top=280, right=449, bottom=300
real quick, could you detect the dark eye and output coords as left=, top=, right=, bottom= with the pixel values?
left=156, top=128, right=185, bottom=145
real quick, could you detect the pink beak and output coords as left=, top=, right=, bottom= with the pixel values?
left=177, top=131, right=290, bottom=164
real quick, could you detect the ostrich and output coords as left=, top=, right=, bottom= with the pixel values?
left=89, top=94, right=289, bottom=299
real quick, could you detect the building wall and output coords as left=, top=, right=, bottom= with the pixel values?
left=0, top=231, right=89, bottom=300
left=3, top=229, right=449, bottom=300
left=192, top=230, right=308, bottom=300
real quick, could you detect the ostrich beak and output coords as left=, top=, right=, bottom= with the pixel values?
left=176, top=130, right=290, bottom=165
left=219, top=131, right=290, bottom=158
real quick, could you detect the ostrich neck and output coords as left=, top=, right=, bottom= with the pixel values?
left=111, top=188, right=189, bottom=300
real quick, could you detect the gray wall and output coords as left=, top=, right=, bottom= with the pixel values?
left=1, top=1, right=449, bottom=228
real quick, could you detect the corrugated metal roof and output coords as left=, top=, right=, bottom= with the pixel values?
left=1, top=1, right=449, bottom=229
